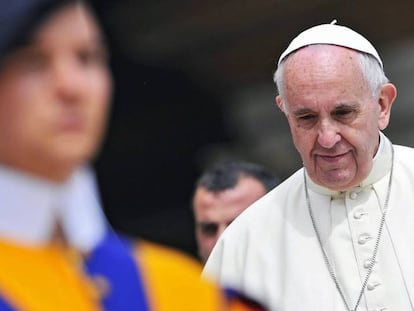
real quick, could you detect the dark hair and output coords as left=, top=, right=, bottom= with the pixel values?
left=0, top=0, right=85, bottom=62
left=196, top=160, right=280, bottom=193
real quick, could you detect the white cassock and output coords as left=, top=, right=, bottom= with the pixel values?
left=203, top=132, right=414, bottom=311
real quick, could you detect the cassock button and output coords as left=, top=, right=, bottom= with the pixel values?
left=358, top=234, right=373, bottom=245
left=349, top=192, right=358, bottom=199
left=367, top=281, right=381, bottom=291
left=363, top=258, right=377, bottom=269
left=353, top=210, right=368, bottom=220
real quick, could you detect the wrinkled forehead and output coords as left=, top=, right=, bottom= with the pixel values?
left=283, top=44, right=363, bottom=71
left=282, top=46, right=372, bottom=105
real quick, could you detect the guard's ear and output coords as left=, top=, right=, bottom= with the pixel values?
left=378, top=83, right=397, bottom=130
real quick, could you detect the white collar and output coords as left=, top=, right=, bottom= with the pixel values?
left=306, top=131, right=392, bottom=196
left=0, top=165, right=107, bottom=252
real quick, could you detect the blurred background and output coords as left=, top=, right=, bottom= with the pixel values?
left=93, top=0, right=414, bottom=258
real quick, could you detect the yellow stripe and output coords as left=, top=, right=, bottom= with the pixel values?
left=0, top=239, right=101, bottom=311
left=135, top=240, right=225, bottom=311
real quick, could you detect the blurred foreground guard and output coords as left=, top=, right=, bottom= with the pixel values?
left=203, top=21, right=414, bottom=310
left=0, top=1, right=267, bottom=310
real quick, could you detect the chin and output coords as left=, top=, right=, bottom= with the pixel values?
left=58, top=135, right=100, bottom=158
left=321, top=178, right=356, bottom=191
left=314, top=164, right=354, bottom=187
left=51, top=146, right=96, bottom=171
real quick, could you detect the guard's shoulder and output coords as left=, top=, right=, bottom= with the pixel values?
left=132, top=239, right=269, bottom=310
left=135, top=239, right=203, bottom=275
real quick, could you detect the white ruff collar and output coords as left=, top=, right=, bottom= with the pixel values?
left=306, top=131, right=392, bottom=196
left=0, top=165, right=107, bottom=251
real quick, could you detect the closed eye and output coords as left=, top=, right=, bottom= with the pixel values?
left=299, top=114, right=316, bottom=120
left=334, top=109, right=352, bottom=116
left=332, top=106, right=359, bottom=122
left=294, top=113, right=318, bottom=128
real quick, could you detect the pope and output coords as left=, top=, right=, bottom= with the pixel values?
left=203, top=21, right=414, bottom=311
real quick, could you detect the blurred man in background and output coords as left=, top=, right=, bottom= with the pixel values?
left=193, top=160, right=279, bottom=263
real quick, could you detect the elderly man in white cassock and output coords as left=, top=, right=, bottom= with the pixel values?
left=203, top=21, right=414, bottom=311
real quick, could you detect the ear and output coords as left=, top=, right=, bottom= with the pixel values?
left=276, top=95, right=286, bottom=114
left=377, top=83, right=397, bottom=130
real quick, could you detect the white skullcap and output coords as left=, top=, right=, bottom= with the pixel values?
left=277, top=20, right=383, bottom=68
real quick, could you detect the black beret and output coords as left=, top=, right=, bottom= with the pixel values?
left=0, top=0, right=73, bottom=62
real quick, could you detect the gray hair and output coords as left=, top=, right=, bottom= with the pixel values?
left=273, top=46, right=389, bottom=111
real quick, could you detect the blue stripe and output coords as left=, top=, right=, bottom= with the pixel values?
left=0, top=296, right=15, bottom=311
left=85, top=231, right=150, bottom=311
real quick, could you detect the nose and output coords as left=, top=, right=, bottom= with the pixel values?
left=52, top=58, right=85, bottom=102
left=317, top=120, right=341, bottom=149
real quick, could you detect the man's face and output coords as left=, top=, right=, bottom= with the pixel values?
left=0, top=3, right=111, bottom=181
left=277, top=45, right=394, bottom=191
left=193, top=176, right=267, bottom=263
